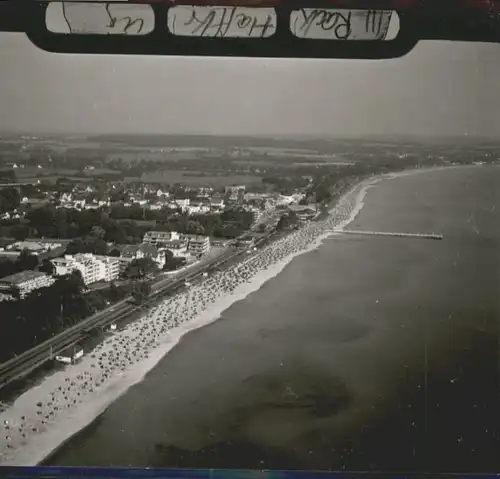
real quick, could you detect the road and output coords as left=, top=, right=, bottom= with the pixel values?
left=0, top=239, right=270, bottom=391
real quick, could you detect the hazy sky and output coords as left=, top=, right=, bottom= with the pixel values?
left=0, top=33, right=499, bottom=137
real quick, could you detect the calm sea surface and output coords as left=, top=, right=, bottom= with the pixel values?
left=45, top=166, right=500, bottom=472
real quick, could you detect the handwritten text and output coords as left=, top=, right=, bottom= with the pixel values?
left=290, top=8, right=393, bottom=40
left=46, top=2, right=154, bottom=35
left=168, top=6, right=276, bottom=38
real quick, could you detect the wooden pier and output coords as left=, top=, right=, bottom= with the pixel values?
left=329, top=229, right=443, bottom=240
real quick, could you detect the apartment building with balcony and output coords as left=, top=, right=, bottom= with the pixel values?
left=143, top=230, right=182, bottom=248
left=162, top=239, right=189, bottom=258
left=185, top=234, right=211, bottom=257
left=51, top=254, right=120, bottom=285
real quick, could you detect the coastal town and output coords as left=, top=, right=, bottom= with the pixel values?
left=0, top=134, right=497, bottom=362
left=0, top=134, right=497, bottom=466
left=0, top=139, right=332, bottom=364
left=0, top=162, right=365, bottom=465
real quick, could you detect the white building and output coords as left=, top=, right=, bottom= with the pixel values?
left=161, top=239, right=189, bottom=258
left=225, top=185, right=246, bottom=195
left=185, top=234, right=211, bottom=257
left=6, top=241, right=63, bottom=255
left=209, top=198, right=225, bottom=210
left=174, top=199, right=190, bottom=209
left=119, top=243, right=166, bottom=271
left=0, top=271, right=55, bottom=299
left=186, top=204, right=210, bottom=215
left=98, top=255, right=121, bottom=282
left=51, top=254, right=120, bottom=285
left=55, top=345, right=84, bottom=364
left=143, top=230, right=181, bottom=247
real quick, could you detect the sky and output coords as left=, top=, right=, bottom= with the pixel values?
left=0, top=32, right=499, bottom=137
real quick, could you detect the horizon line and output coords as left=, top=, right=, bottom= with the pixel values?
left=0, top=131, right=499, bottom=141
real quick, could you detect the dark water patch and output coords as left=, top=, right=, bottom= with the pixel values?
left=236, top=372, right=352, bottom=419
left=148, top=370, right=354, bottom=470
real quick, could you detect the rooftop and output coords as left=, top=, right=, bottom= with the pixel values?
left=8, top=241, right=58, bottom=252
left=185, top=234, right=209, bottom=242
left=57, top=345, right=84, bottom=357
left=0, top=270, right=48, bottom=285
left=289, top=204, right=316, bottom=212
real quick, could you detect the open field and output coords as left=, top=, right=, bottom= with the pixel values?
left=140, top=170, right=263, bottom=186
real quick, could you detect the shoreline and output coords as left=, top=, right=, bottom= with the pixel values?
left=0, top=165, right=456, bottom=467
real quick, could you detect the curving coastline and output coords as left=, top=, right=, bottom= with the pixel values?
left=0, top=168, right=440, bottom=467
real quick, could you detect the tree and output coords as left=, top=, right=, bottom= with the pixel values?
left=20, top=184, right=40, bottom=198
left=104, top=223, right=127, bottom=244
left=139, top=281, right=152, bottom=296
left=90, top=238, right=109, bottom=256
left=39, top=258, right=55, bottom=275
left=0, top=259, right=17, bottom=279
left=66, top=238, right=85, bottom=255
left=163, top=249, right=174, bottom=266
left=132, top=282, right=151, bottom=304
left=25, top=206, right=56, bottom=235
left=11, top=224, right=30, bottom=241
left=16, top=249, right=39, bottom=271
left=66, top=236, right=108, bottom=256
left=85, top=292, right=107, bottom=314
left=54, top=209, right=69, bottom=237
left=108, top=248, right=121, bottom=257
left=186, top=220, right=205, bottom=235
left=166, top=256, right=186, bottom=271
left=124, top=257, right=158, bottom=279
left=0, top=169, right=17, bottom=184
left=163, top=250, right=186, bottom=271
left=0, top=187, right=20, bottom=214
left=66, top=269, right=86, bottom=294
left=90, top=225, right=106, bottom=239
left=313, top=183, right=332, bottom=203
left=276, top=212, right=299, bottom=231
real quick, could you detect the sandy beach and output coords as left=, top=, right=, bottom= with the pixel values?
left=0, top=169, right=432, bottom=466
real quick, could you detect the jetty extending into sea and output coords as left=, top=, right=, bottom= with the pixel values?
left=329, top=229, right=444, bottom=240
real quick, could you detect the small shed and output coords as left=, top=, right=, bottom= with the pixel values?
left=55, top=345, right=84, bottom=364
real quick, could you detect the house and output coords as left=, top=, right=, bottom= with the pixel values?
left=0, top=270, right=55, bottom=299
left=196, top=187, right=213, bottom=198
left=174, top=199, right=190, bottom=210
left=119, top=243, right=166, bottom=270
left=209, top=198, right=225, bottom=210
left=186, top=204, right=210, bottom=215
left=225, top=185, right=246, bottom=195
left=138, top=243, right=166, bottom=267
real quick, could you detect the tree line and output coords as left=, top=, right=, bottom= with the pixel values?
left=0, top=271, right=123, bottom=361
left=7, top=204, right=254, bottom=244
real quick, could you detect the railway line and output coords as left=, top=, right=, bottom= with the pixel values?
left=0, top=236, right=268, bottom=391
